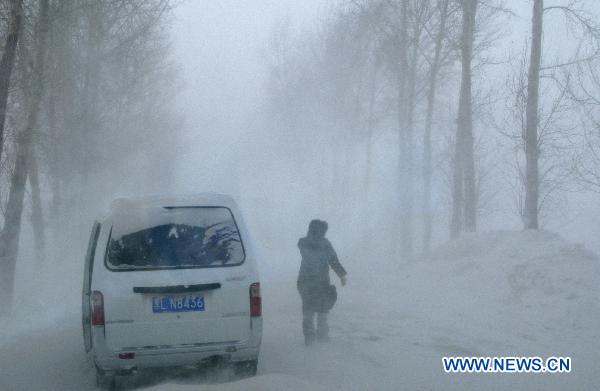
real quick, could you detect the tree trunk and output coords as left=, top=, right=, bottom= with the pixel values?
left=78, top=1, right=102, bottom=208
left=450, top=0, right=477, bottom=238
left=400, top=17, right=422, bottom=259
left=524, top=0, right=543, bottom=229
left=29, top=151, right=45, bottom=261
left=45, top=5, right=62, bottom=227
left=0, top=0, right=50, bottom=315
left=363, top=130, right=373, bottom=237
left=0, top=0, right=23, bottom=162
left=450, top=134, right=464, bottom=238
left=47, top=80, right=62, bottom=223
left=362, top=54, right=378, bottom=254
left=397, top=0, right=410, bottom=258
left=462, top=0, right=477, bottom=233
left=423, top=0, right=449, bottom=252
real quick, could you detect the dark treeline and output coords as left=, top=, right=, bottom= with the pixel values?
left=263, top=0, right=600, bottom=261
left=0, top=0, right=179, bottom=315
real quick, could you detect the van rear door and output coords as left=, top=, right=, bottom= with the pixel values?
left=99, top=207, right=252, bottom=350
left=102, top=269, right=251, bottom=349
left=82, top=221, right=101, bottom=352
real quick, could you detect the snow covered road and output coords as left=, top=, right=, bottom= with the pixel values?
left=1, top=231, right=599, bottom=390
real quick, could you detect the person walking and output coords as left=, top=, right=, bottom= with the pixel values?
left=297, top=219, right=347, bottom=345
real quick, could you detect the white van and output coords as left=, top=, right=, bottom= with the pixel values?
left=82, top=194, right=262, bottom=388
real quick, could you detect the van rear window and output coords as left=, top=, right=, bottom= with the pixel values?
left=106, top=207, right=245, bottom=271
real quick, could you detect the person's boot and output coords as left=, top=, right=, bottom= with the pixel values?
left=316, top=312, right=330, bottom=342
left=303, top=310, right=316, bottom=346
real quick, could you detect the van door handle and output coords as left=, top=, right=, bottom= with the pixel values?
left=133, top=283, right=221, bottom=294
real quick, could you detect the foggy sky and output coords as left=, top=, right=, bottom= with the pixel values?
left=167, top=0, right=600, bottom=253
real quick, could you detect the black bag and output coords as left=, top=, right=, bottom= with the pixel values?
left=322, top=284, right=337, bottom=311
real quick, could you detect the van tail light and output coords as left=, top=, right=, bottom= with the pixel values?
left=91, top=290, right=105, bottom=326
left=249, top=282, right=261, bottom=317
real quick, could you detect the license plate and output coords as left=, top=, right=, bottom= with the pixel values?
left=152, top=295, right=205, bottom=313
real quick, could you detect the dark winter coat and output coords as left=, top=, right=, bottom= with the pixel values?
left=297, top=236, right=346, bottom=313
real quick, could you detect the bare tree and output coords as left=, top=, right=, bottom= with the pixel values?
left=501, top=44, right=574, bottom=226
left=392, top=0, right=434, bottom=258
left=422, top=0, right=452, bottom=251
left=0, top=0, right=179, bottom=313
left=450, top=0, right=477, bottom=238
left=396, top=0, right=411, bottom=257
left=0, top=0, right=23, bottom=163
left=569, top=60, right=600, bottom=193
left=0, top=0, right=49, bottom=314
left=29, top=150, right=44, bottom=260
left=523, top=0, right=543, bottom=229
left=521, top=0, right=600, bottom=228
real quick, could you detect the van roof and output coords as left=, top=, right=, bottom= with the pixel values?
left=109, top=193, right=238, bottom=214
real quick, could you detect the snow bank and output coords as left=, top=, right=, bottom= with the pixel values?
left=387, top=230, right=600, bottom=389
left=424, top=230, right=600, bottom=326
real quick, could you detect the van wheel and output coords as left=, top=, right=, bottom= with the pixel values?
left=233, top=359, right=258, bottom=378
left=96, top=369, right=116, bottom=390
